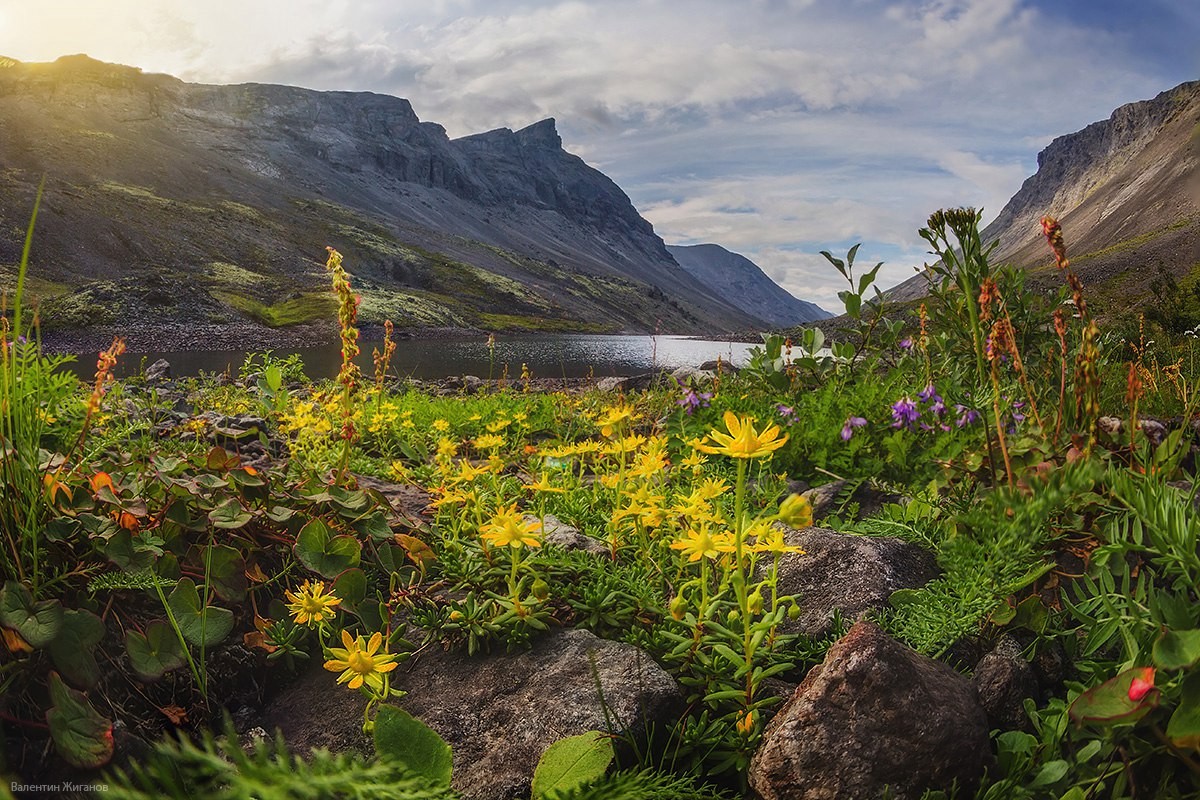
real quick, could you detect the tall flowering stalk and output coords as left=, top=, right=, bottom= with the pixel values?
left=372, top=319, right=396, bottom=415
left=74, top=336, right=126, bottom=454
left=325, top=247, right=361, bottom=478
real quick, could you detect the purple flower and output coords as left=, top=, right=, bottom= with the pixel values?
left=777, top=404, right=798, bottom=425
left=899, top=337, right=913, bottom=350
left=677, top=387, right=712, bottom=415
left=841, top=416, right=867, bottom=441
left=954, top=404, right=980, bottom=428
left=891, top=397, right=920, bottom=428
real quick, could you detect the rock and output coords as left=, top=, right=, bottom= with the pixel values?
left=144, top=358, right=172, bottom=383
left=595, top=376, right=626, bottom=392
left=353, top=474, right=432, bottom=523
left=461, top=375, right=484, bottom=393
left=698, top=358, right=740, bottom=373
left=801, top=480, right=848, bottom=520
left=802, top=480, right=903, bottom=522
left=749, top=621, right=990, bottom=800
left=1140, top=418, right=1168, bottom=446
left=1098, top=416, right=1123, bottom=436
left=526, top=513, right=608, bottom=555
left=762, top=526, right=940, bottom=639
left=973, top=635, right=1038, bottom=731
left=670, top=366, right=714, bottom=383
left=262, top=628, right=681, bottom=800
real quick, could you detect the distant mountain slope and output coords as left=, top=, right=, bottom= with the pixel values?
left=886, top=79, right=1200, bottom=306
left=667, top=244, right=829, bottom=326
left=0, top=55, right=760, bottom=344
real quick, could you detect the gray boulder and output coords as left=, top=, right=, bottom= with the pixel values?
left=144, top=358, right=172, bottom=383
left=761, top=526, right=940, bottom=639
left=262, top=628, right=680, bottom=800
left=749, top=621, right=990, bottom=800
left=525, top=513, right=608, bottom=555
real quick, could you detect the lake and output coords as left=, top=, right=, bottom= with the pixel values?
left=88, top=334, right=761, bottom=380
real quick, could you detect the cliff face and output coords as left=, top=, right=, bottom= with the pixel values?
left=667, top=244, right=829, bottom=327
left=886, top=80, right=1200, bottom=304
left=0, top=55, right=763, bottom=338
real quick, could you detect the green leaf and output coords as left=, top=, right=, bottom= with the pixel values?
left=49, top=610, right=106, bottom=688
left=0, top=580, right=64, bottom=647
left=295, top=519, right=362, bottom=579
left=1030, top=759, right=1070, bottom=787
left=532, top=731, right=614, bottom=800
left=167, top=578, right=234, bottom=647
left=1152, top=629, right=1200, bottom=670
left=125, top=621, right=187, bottom=680
left=204, top=544, right=247, bottom=602
left=331, top=569, right=367, bottom=611
left=208, top=497, right=253, bottom=530
left=372, top=705, right=452, bottom=787
left=46, top=672, right=113, bottom=768
left=1068, top=667, right=1158, bottom=726
left=1166, top=670, right=1200, bottom=749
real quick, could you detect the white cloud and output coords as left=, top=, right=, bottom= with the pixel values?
left=0, top=0, right=1193, bottom=310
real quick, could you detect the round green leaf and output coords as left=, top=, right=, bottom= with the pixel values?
left=373, top=704, right=452, bottom=788
left=0, top=580, right=63, bottom=648
left=46, top=672, right=113, bottom=769
left=49, top=609, right=106, bottom=688
left=295, top=519, right=361, bottom=578
left=532, top=731, right=614, bottom=800
left=125, top=621, right=186, bottom=680
left=1152, top=629, right=1200, bottom=671
left=208, top=497, right=253, bottom=530
left=167, top=578, right=234, bottom=647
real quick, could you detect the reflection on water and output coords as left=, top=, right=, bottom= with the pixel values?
left=83, top=334, right=758, bottom=380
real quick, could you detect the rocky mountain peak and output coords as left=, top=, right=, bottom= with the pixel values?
left=515, top=118, right=562, bottom=149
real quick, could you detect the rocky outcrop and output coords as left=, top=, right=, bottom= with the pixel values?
left=760, top=526, right=940, bottom=639
left=0, top=55, right=761, bottom=337
left=749, top=621, right=990, bottom=800
left=668, top=244, right=829, bottom=327
left=887, top=80, right=1200, bottom=304
left=261, top=628, right=682, bottom=800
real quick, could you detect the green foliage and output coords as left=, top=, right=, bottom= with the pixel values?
left=532, top=731, right=614, bottom=799
left=373, top=705, right=454, bottom=788
left=548, top=769, right=734, bottom=800
left=104, top=722, right=459, bottom=800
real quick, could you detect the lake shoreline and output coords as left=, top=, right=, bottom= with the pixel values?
left=39, top=320, right=769, bottom=356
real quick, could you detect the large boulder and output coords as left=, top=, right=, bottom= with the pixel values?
left=262, top=628, right=681, bottom=800
left=749, top=621, right=991, bottom=800
left=762, top=527, right=940, bottom=639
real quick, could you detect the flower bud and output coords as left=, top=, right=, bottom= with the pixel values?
left=531, top=578, right=550, bottom=601
left=778, top=494, right=813, bottom=528
left=669, top=593, right=687, bottom=621
left=787, top=603, right=801, bottom=620
left=747, top=590, right=764, bottom=615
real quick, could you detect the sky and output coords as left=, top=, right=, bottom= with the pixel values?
left=2, top=1, right=1197, bottom=311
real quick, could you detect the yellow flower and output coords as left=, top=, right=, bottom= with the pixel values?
left=680, top=451, right=707, bottom=473
left=486, top=418, right=512, bottom=433
left=595, top=404, right=634, bottom=437
left=432, top=419, right=450, bottom=432
left=752, top=525, right=806, bottom=555
left=474, top=434, right=506, bottom=451
left=778, top=493, right=813, bottom=528
left=285, top=580, right=342, bottom=627
left=523, top=473, right=565, bottom=494
left=436, top=438, right=458, bottom=459
left=696, top=411, right=788, bottom=459
left=480, top=504, right=543, bottom=549
left=670, top=524, right=721, bottom=561
left=449, top=460, right=489, bottom=485
left=323, top=629, right=399, bottom=693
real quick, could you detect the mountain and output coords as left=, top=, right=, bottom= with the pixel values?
left=0, top=55, right=763, bottom=346
left=666, top=244, right=829, bottom=326
left=886, top=79, right=1200, bottom=307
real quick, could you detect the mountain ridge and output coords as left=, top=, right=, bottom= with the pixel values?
left=0, top=54, right=798, bottom=346
left=666, top=244, right=829, bottom=327
left=885, top=79, right=1200, bottom=306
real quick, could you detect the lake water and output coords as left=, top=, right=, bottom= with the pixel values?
left=91, top=334, right=760, bottom=380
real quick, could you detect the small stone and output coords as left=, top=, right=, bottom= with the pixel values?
left=974, top=635, right=1038, bottom=731
left=524, top=513, right=607, bottom=555
left=145, top=358, right=172, bottom=383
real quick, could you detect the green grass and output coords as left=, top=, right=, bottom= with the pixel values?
left=216, top=291, right=336, bottom=327
left=1073, top=217, right=1194, bottom=263
left=476, top=312, right=616, bottom=333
